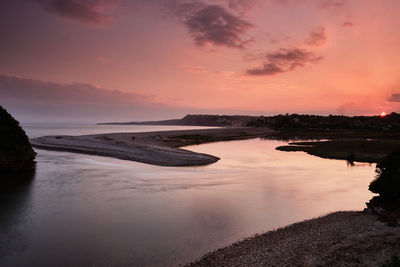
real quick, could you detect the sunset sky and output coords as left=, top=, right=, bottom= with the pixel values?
left=1, top=0, right=400, bottom=122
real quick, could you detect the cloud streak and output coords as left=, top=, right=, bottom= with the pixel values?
left=247, top=48, right=322, bottom=76
left=341, top=21, right=354, bottom=27
left=0, top=73, right=153, bottom=105
left=0, top=73, right=168, bottom=122
left=317, top=0, right=346, bottom=10
left=30, top=0, right=120, bottom=24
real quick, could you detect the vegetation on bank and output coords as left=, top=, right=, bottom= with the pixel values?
left=266, top=115, right=400, bottom=164
left=247, top=112, right=400, bottom=130
left=0, top=106, right=36, bottom=173
left=367, top=146, right=400, bottom=225
left=276, top=139, right=399, bottom=163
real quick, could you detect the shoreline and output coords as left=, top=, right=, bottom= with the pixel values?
left=30, top=127, right=275, bottom=167
left=188, top=211, right=400, bottom=266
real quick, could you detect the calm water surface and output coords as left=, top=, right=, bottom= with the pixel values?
left=0, top=124, right=376, bottom=266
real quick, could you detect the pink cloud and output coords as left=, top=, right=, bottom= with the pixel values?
left=31, top=0, right=121, bottom=25
left=341, top=21, right=354, bottom=27
left=247, top=48, right=322, bottom=76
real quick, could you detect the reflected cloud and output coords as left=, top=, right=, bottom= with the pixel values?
left=0, top=170, right=35, bottom=258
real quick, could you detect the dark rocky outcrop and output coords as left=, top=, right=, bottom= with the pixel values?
left=0, top=106, right=36, bottom=173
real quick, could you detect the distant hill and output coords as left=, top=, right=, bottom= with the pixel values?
left=98, top=114, right=257, bottom=127
left=98, top=113, right=400, bottom=130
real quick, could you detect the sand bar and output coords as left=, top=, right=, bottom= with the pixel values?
left=30, top=127, right=275, bottom=166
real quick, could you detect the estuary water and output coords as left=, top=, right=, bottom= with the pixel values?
left=0, top=124, right=375, bottom=266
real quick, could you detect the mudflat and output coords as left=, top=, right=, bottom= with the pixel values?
left=30, top=127, right=275, bottom=166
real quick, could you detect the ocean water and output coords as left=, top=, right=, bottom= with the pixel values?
left=0, top=124, right=376, bottom=266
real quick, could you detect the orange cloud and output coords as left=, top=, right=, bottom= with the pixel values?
left=247, top=49, right=322, bottom=76
left=306, top=27, right=327, bottom=46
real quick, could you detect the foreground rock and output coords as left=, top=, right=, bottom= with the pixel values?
left=189, top=211, right=400, bottom=266
left=31, top=128, right=274, bottom=167
left=0, top=106, right=36, bottom=173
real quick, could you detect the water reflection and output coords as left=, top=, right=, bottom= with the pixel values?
left=0, top=125, right=377, bottom=266
left=0, top=170, right=35, bottom=260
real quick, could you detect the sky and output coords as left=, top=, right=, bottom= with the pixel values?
left=0, top=0, right=400, bottom=122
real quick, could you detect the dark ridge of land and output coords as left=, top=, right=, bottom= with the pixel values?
left=97, top=114, right=257, bottom=127
left=248, top=112, right=400, bottom=130
left=268, top=128, right=400, bottom=141
left=30, top=127, right=275, bottom=167
left=271, top=129, right=400, bottom=163
left=98, top=112, right=400, bottom=130
left=275, top=139, right=400, bottom=163
left=188, top=211, right=400, bottom=267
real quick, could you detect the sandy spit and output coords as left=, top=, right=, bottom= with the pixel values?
left=30, top=127, right=275, bottom=167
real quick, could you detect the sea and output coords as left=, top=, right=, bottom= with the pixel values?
left=0, top=124, right=376, bottom=266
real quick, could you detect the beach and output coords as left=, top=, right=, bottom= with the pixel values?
left=189, top=211, right=400, bottom=266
